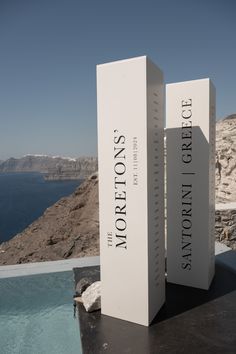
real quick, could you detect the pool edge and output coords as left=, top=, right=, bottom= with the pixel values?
left=0, top=256, right=100, bottom=278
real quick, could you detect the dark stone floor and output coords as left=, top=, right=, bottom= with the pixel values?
left=73, top=261, right=236, bottom=354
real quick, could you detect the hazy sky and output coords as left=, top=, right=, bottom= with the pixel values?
left=0, top=0, right=235, bottom=160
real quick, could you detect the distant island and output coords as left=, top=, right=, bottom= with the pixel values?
left=0, top=155, right=98, bottom=180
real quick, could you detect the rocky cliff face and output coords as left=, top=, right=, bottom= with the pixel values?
left=0, top=155, right=98, bottom=180
left=215, top=114, right=236, bottom=203
left=0, top=174, right=99, bottom=265
left=215, top=207, right=236, bottom=250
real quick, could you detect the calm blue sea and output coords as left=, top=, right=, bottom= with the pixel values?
left=0, top=173, right=82, bottom=243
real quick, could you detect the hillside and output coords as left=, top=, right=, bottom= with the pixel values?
left=215, top=114, right=236, bottom=203
left=0, top=155, right=98, bottom=180
left=0, top=174, right=99, bottom=265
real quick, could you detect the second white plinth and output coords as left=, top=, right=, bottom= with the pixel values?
left=166, top=78, right=215, bottom=290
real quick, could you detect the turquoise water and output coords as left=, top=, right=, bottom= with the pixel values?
left=0, top=271, right=82, bottom=354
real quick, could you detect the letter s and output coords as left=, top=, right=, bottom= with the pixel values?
left=181, top=262, right=191, bottom=270
left=114, top=135, right=125, bottom=144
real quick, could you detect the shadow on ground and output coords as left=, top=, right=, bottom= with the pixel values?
left=74, top=252, right=236, bottom=354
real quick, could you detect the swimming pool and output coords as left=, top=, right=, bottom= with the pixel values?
left=0, top=271, right=82, bottom=354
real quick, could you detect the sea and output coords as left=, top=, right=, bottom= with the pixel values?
left=0, top=173, right=82, bottom=243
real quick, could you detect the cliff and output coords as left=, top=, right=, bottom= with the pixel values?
left=0, top=155, right=98, bottom=180
left=0, top=174, right=99, bottom=265
left=215, top=114, right=236, bottom=203
left=215, top=206, right=236, bottom=250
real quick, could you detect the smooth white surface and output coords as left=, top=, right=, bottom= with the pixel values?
left=0, top=256, right=100, bottom=278
left=97, top=56, right=165, bottom=326
left=215, top=241, right=231, bottom=255
left=166, top=79, right=215, bottom=290
left=216, top=202, right=236, bottom=210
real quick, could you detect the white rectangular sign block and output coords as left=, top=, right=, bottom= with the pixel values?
left=166, top=78, right=215, bottom=290
left=97, top=56, right=165, bottom=326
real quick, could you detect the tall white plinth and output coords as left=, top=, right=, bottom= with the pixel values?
left=97, top=56, right=165, bottom=326
left=166, top=78, right=215, bottom=290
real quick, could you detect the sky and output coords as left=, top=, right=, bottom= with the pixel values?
left=0, top=0, right=235, bottom=160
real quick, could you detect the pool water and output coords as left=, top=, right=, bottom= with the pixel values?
left=0, top=271, right=82, bottom=354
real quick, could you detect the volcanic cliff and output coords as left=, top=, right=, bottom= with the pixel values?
left=215, top=114, right=236, bottom=203
left=0, top=174, right=99, bottom=265
left=0, top=155, right=98, bottom=180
